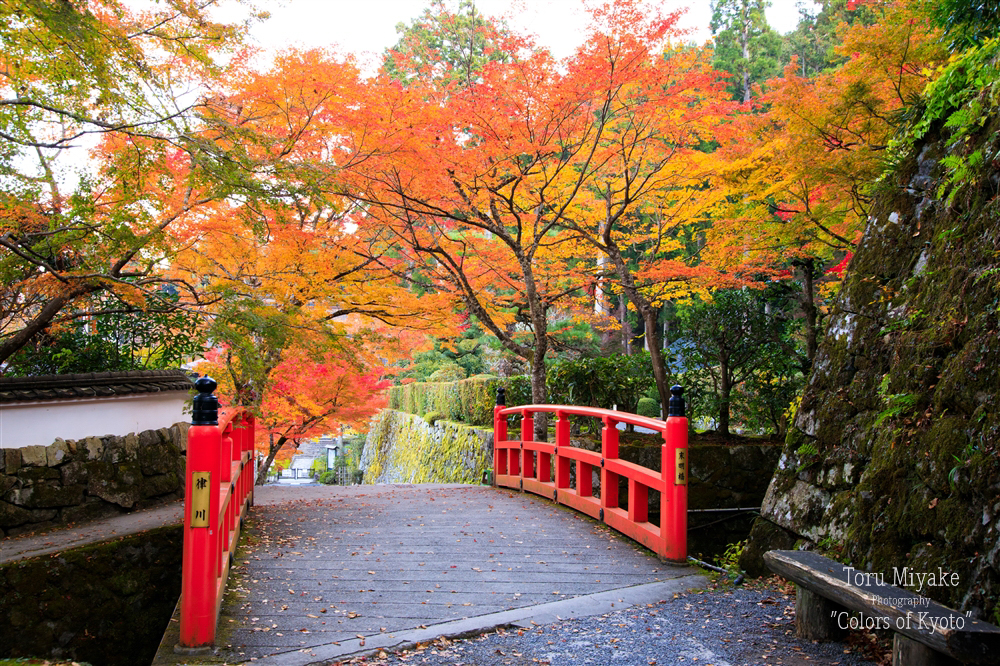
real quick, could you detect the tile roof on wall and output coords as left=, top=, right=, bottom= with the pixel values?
left=0, top=369, right=194, bottom=404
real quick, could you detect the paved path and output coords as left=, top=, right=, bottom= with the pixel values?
left=199, top=484, right=703, bottom=665
left=0, top=499, right=183, bottom=564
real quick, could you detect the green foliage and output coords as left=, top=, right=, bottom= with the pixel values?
left=362, top=409, right=491, bottom=484
left=710, top=0, right=783, bottom=102
left=636, top=397, right=660, bottom=418
left=428, top=363, right=466, bottom=382
left=930, top=0, right=1000, bottom=50
left=424, top=410, right=445, bottom=425
left=318, top=470, right=337, bottom=485
left=888, top=38, right=1000, bottom=205
left=737, top=354, right=805, bottom=436
left=388, top=374, right=531, bottom=426
left=396, top=325, right=488, bottom=382
left=673, top=288, right=801, bottom=435
left=3, top=292, right=205, bottom=376
left=382, top=0, right=514, bottom=88
left=716, top=539, right=746, bottom=575
left=546, top=352, right=658, bottom=414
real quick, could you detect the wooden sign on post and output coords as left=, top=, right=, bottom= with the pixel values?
left=190, top=472, right=211, bottom=528
left=675, top=448, right=688, bottom=485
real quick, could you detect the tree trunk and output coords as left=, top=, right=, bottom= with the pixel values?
left=0, top=282, right=99, bottom=366
left=620, top=293, right=630, bottom=354
left=800, top=258, right=818, bottom=366
left=529, top=347, right=548, bottom=440
left=255, top=433, right=288, bottom=485
left=718, top=359, right=732, bottom=435
left=642, top=304, right=672, bottom=419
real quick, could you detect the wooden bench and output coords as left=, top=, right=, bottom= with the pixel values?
left=764, top=550, right=1000, bottom=665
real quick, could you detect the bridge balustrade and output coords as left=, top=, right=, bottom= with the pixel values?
left=178, top=377, right=256, bottom=649
left=493, top=386, right=688, bottom=562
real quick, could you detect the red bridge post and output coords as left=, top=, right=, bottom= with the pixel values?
left=177, top=377, right=257, bottom=651
left=493, top=387, right=508, bottom=481
left=180, top=377, right=221, bottom=649
left=662, top=385, right=688, bottom=562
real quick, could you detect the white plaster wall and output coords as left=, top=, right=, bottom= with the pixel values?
left=0, top=392, right=189, bottom=449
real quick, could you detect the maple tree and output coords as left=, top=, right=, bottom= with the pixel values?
left=175, top=48, right=457, bottom=480
left=343, top=0, right=752, bottom=426
left=547, top=2, right=738, bottom=411
left=346, top=30, right=605, bottom=427
left=702, top=0, right=947, bottom=363
left=0, top=0, right=263, bottom=369
left=199, top=342, right=390, bottom=484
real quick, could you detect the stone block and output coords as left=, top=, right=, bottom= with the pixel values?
left=4, top=448, right=20, bottom=474
left=60, top=461, right=87, bottom=486
left=87, top=461, right=142, bottom=508
left=138, top=429, right=159, bottom=450
left=62, top=499, right=119, bottom=524
left=20, top=445, right=48, bottom=467
left=138, top=439, right=180, bottom=476
left=11, top=483, right=85, bottom=509
left=0, top=500, right=55, bottom=529
left=103, top=435, right=125, bottom=463
left=83, top=437, right=104, bottom=460
left=171, top=422, right=191, bottom=452
left=47, top=439, right=71, bottom=466
left=17, top=467, right=60, bottom=485
left=124, top=433, right=139, bottom=457
left=0, top=474, right=16, bottom=497
left=140, top=472, right=181, bottom=499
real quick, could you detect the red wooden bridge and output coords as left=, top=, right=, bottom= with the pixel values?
left=167, top=380, right=694, bottom=662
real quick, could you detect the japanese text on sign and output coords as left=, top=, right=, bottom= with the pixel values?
left=675, top=449, right=688, bottom=485
left=190, top=471, right=211, bottom=527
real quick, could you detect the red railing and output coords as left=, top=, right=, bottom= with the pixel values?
left=179, top=377, right=256, bottom=649
left=493, top=386, right=688, bottom=562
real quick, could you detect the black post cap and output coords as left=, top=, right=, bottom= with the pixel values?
left=192, top=376, right=219, bottom=426
left=668, top=385, right=685, bottom=417
left=496, top=386, right=507, bottom=407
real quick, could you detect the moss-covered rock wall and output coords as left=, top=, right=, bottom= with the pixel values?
left=0, top=525, right=183, bottom=666
left=1, top=424, right=189, bottom=536
left=743, top=120, right=1000, bottom=622
left=360, top=409, right=493, bottom=484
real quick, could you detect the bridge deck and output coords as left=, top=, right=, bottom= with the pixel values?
left=203, top=483, right=699, bottom=664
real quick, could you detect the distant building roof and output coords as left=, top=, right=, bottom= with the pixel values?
left=0, top=370, right=194, bottom=404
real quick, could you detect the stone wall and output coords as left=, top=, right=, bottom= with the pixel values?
left=361, top=409, right=492, bottom=484
left=0, top=525, right=183, bottom=666
left=741, top=117, right=1000, bottom=622
left=0, top=423, right=189, bottom=536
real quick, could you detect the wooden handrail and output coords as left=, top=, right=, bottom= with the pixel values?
left=493, top=386, right=688, bottom=562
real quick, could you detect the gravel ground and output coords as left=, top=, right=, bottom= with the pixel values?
left=336, top=578, right=883, bottom=666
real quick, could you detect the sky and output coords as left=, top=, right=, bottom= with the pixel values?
left=235, top=0, right=820, bottom=72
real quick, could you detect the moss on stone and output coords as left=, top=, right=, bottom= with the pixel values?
left=361, top=409, right=493, bottom=485
left=747, top=115, right=1000, bottom=620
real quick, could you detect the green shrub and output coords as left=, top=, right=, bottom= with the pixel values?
left=637, top=397, right=660, bottom=418
left=424, top=411, right=445, bottom=425
left=388, top=375, right=531, bottom=426
left=546, top=352, right=659, bottom=413
left=318, top=470, right=337, bottom=485
left=428, top=363, right=466, bottom=382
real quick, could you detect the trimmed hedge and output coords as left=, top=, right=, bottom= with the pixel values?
left=388, top=375, right=531, bottom=426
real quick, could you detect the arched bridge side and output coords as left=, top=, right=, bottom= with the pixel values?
left=493, top=387, right=688, bottom=563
